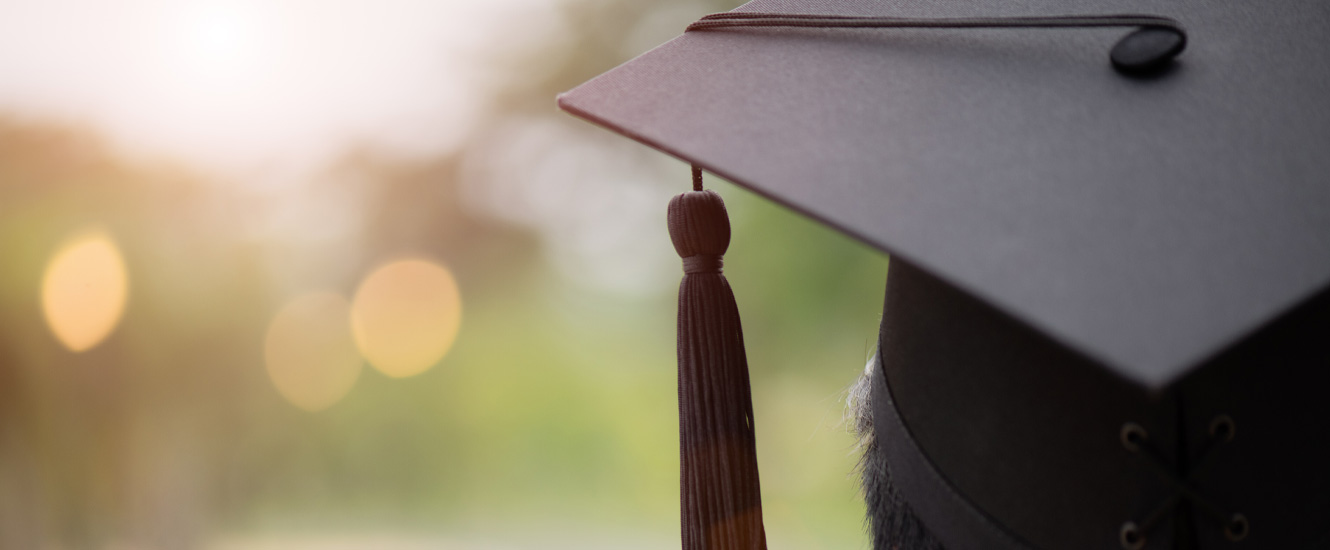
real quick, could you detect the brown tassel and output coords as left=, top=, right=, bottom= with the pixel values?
left=668, top=166, right=767, bottom=550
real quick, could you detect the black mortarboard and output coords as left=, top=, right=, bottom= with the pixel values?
left=558, top=0, right=1330, bottom=549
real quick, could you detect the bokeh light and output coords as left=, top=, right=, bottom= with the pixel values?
left=350, top=259, right=462, bottom=378
left=264, top=291, right=363, bottom=411
left=0, top=1, right=881, bottom=547
left=40, top=229, right=130, bottom=352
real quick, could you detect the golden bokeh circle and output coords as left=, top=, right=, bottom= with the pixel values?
left=351, top=259, right=462, bottom=378
left=41, top=229, right=130, bottom=352
left=264, top=292, right=363, bottom=411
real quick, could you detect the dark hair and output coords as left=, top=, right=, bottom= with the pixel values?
left=850, top=352, right=947, bottom=550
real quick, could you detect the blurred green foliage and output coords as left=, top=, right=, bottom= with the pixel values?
left=0, top=1, right=890, bottom=548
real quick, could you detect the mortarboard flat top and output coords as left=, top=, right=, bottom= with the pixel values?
left=558, top=0, right=1330, bottom=389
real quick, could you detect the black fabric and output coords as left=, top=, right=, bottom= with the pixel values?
left=558, top=0, right=1330, bottom=546
left=870, top=259, right=1330, bottom=549
left=851, top=355, right=947, bottom=550
left=558, top=0, right=1330, bottom=389
left=869, top=346, right=1036, bottom=550
left=1176, top=287, right=1330, bottom=549
left=879, top=259, right=1174, bottom=549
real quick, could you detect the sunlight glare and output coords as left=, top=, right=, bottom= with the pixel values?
left=351, top=260, right=462, bottom=378
left=264, top=292, right=363, bottom=411
left=179, top=5, right=262, bottom=79
left=41, top=229, right=130, bottom=352
left=0, top=0, right=502, bottom=174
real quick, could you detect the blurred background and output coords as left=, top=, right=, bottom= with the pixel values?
left=0, top=0, right=889, bottom=548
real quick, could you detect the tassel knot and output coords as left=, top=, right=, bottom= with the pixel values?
left=669, top=190, right=731, bottom=258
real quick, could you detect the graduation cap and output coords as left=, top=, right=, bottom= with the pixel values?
left=558, top=0, right=1330, bottom=548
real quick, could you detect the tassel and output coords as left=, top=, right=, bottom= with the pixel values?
left=668, top=166, right=768, bottom=550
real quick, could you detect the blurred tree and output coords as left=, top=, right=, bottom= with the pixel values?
left=0, top=1, right=888, bottom=548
